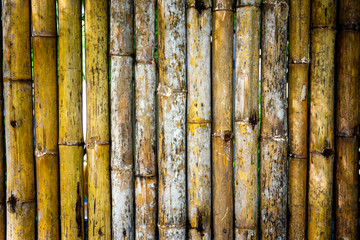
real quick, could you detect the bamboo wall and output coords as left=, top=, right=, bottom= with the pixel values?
left=0, top=0, right=359, bottom=239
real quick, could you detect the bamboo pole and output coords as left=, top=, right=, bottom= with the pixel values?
left=260, top=0, right=288, bottom=239
left=134, top=0, right=157, bottom=239
left=288, top=0, right=310, bottom=239
left=3, top=0, right=36, bottom=239
left=234, top=0, right=260, bottom=239
left=110, top=0, right=134, bottom=239
left=85, top=0, right=111, bottom=239
left=157, top=0, right=186, bottom=238
left=0, top=2, right=5, bottom=238
left=32, top=0, right=59, bottom=238
left=186, top=0, right=212, bottom=239
left=212, top=0, right=234, bottom=239
left=308, top=0, right=336, bottom=239
left=58, top=0, right=84, bottom=239
left=335, top=1, right=360, bottom=239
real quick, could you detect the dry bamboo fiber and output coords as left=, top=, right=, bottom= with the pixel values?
left=335, top=0, right=360, bottom=239
left=234, top=0, right=260, bottom=239
left=0, top=3, right=5, bottom=239
left=288, top=0, right=310, bottom=239
left=134, top=0, right=157, bottom=239
left=58, top=0, right=84, bottom=239
left=157, top=0, right=186, bottom=238
left=212, top=0, right=234, bottom=239
left=186, top=0, right=212, bottom=239
left=32, top=0, right=59, bottom=238
left=3, top=0, right=36, bottom=239
left=260, top=0, right=288, bottom=239
left=308, top=0, right=336, bottom=239
left=110, top=0, right=134, bottom=239
left=85, top=0, right=111, bottom=239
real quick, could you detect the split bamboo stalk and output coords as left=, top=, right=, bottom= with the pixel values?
left=335, top=1, right=360, bottom=238
left=0, top=2, right=5, bottom=238
left=186, top=0, right=212, bottom=239
left=110, top=0, right=134, bottom=239
left=288, top=0, right=310, bottom=239
left=308, top=0, right=336, bottom=239
left=32, top=0, right=59, bottom=238
left=260, top=0, right=288, bottom=239
left=234, top=0, right=260, bottom=239
left=3, top=0, right=36, bottom=239
left=85, top=0, right=111, bottom=239
left=58, top=0, right=84, bottom=239
left=157, top=0, right=187, bottom=238
left=134, top=0, right=157, bottom=239
left=212, top=0, right=234, bottom=239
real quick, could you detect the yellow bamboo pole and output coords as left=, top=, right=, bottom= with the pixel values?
left=187, top=0, right=212, bottom=239
left=335, top=0, right=360, bottom=239
left=158, top=0, right=187, bottom=238
left=308, top=0, right=336, bottom=239
left=134, top=0, right=157, bottom=239
left=32, top=0, right=59, bottom=238
left=260, top=0, right=288, bottom=239
left=85, top=0, right=111, bottom=239
left=58, top=0, right=84, bottom=239
left=0, top=2, right=5, bottom=238
left=212, top=0, right=234, bottom=239
left=288, top=0, right=310, bottom=239
left=3, top=0, right=36, bottom=239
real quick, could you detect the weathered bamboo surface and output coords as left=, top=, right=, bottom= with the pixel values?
left=260, top=0, right=288, bottom=239
left=0, top=2, right=5, bottom=239
left=110, top=1, right=134, bottom=239
left=134, top=0, right=157, bottom=239
left=335, top=1, right=360, bottom=239
left=187, top=0, right=212, bottom=239
left=85, top=0, right=111, bottom=239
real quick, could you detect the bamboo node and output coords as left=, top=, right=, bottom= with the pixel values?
left=212, top=130, right=233, bottom=141
left=35, top=148, right=58, bottom=158
left=156, top=83, right=186, bottom=97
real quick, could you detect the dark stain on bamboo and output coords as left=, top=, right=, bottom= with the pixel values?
left=7, top=194, right=18, bottom=213
left=75, top=183, right=82, bottom=238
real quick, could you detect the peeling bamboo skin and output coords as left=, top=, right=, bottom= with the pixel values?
left=0, top=3, right=5, bottom=238
left=212, top=7, right=234, bottom=240
left=3, top=0, right=36, bottom=239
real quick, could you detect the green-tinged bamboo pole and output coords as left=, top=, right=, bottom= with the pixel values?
left=110, top=0, right=134, bottom=239
left=58, top=0, right=84, bottom=239
left=134, top=0, right=157, bottom=239
left=288, top=0, right=310, bottom=239
left=308, top=0, right=336, bottom=239
left=212, top=0, right=234, bottom=239
left=234, top=0, right=260, bottom=239
left=157, top=0, right=186, bottom=238
left=187, top=0, right=212, bottom=239
left=85, top=0, right=111, bottom=239
left=0, top=2, right=5, bottom=239
left=260, top=0, right=288, bottom=239
left=32, top=0, right=59, bottom=238
left=335, top=1, right=360, bottom=239
left=3, top=0, right=36, bottom=239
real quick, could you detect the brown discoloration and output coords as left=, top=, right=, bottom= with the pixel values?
left=0, top=2, right=5, bottom=238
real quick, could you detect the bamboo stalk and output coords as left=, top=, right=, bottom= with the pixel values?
left=110, top=0, right=134, bottom=239
left=288, top=0, right=310, bottom=239
left=3, top=0, right=36, bottom=239
left=212, top=0, right=234, bottom=239
left=335, top=1, right=360, bottom=238
left=157, top=0, right=187, bottom=238
left=260, top=0, right=288, bottom=239
left=186, top=0, right=212, bottom=239
left=234, top=1, right=260, bottom=239
left=134, top=0, right=157, bottom=239
left=85, top=0, right=111, bottom=239
left=308, top=0, right=336, bottom=239
left=0, top=2, right=5, bottom=238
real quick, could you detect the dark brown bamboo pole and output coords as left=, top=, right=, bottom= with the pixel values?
left=234, top=0, right=260, bottom=239
left=85, top=0, right=111, bottom=239
left=0, top=2, right=5, bottom=238
left=3, top=0, right=36, bottom=239
left=335, top=1, right=360, bottom=239
left=157, top=0, right=187, bottom=238
left=288, top=0, right=310, bottom=239
left=212, top=0, right=234, bottom=239
left=308, top=0, right=336, bottom=239
left=260, top=0, right=288, bottom=239
left=134, top=0, right=157, bottom=239
left=110, top=0, right=134, bottom=239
